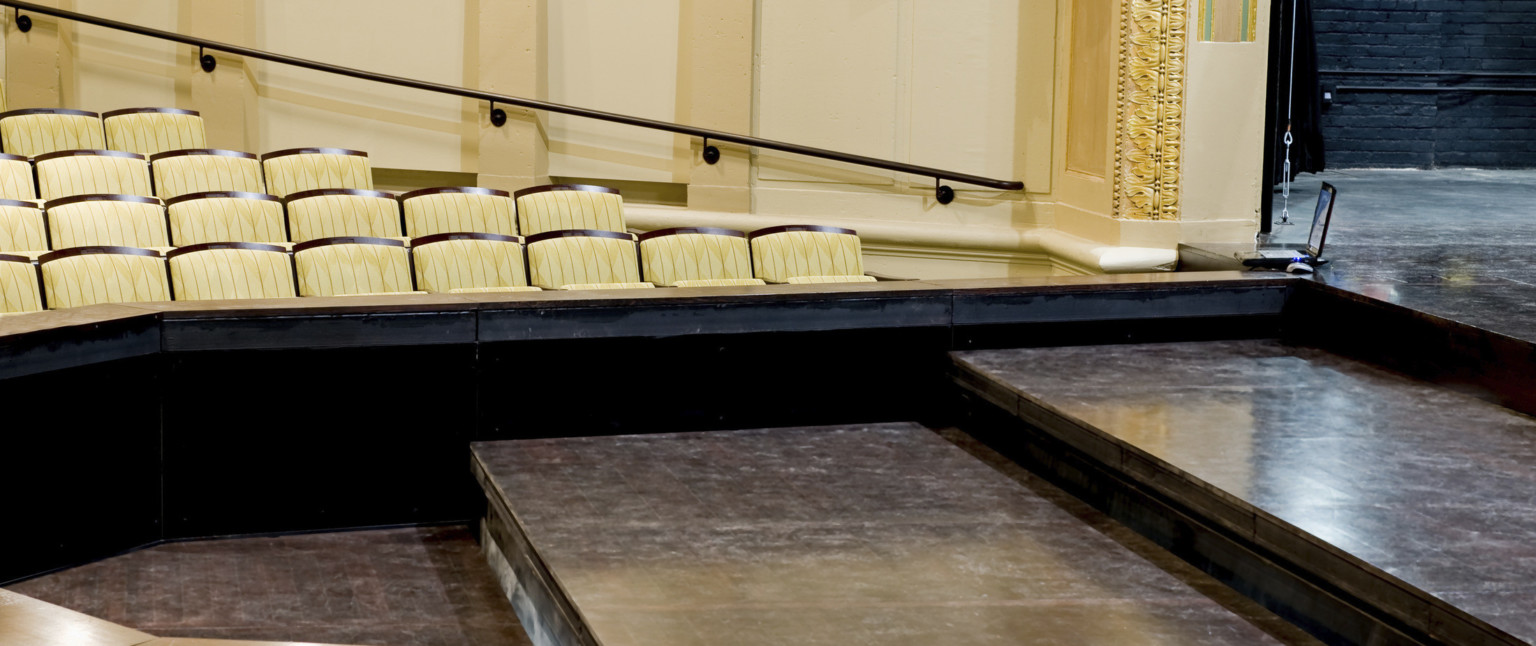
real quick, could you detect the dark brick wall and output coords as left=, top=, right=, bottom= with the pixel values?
left=1312, top=1, right=1536, bottom=168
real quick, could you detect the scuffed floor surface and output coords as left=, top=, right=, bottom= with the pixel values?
left=5, top=525, right=530, bottom=646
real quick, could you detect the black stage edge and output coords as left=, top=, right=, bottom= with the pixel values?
left=951, top=361, right=1517, bottom=646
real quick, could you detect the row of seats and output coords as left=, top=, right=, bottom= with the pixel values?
left=0, top=107, right=205, bottom=158
left=0, top=226, right=871, bottom=313
left=0, top=144, right=371, bottom=202
left=0, top=185, right=623, bottom=255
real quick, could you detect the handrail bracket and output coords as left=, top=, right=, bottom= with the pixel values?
left=14, top=7, right=28, bottom=32
left=702, top=137, right=720, bottom=165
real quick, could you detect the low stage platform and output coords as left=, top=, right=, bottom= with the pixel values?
left=954, top=341, right=1536, bottom=645
left=470, top=424, right=1316, bottom=646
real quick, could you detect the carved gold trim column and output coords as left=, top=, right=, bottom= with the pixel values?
left=1114, top=0, right=1188, bottom=221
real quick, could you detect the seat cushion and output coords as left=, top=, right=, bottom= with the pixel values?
left=449, top=286, right=543, bottom=294
left=673, top=278, right=767, bottom=288
left=785, top=275, right=877, bottom=284
left=559, top=282, right=654, bottom=291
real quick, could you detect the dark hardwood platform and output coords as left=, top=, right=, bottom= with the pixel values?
left=470, top=423, right=1319, bottom=646
left=953, top=340, right=1536, bottom=645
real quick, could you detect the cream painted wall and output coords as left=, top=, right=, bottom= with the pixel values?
left=69, top=1, right=178, bottom=111
left=547, top=0, right=680, bottom=182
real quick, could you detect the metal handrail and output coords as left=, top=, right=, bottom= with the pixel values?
left=2, top=0, right=1023, bottom=199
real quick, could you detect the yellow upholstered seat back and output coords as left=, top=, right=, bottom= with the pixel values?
left=401, top=187, right=518, bottom=238
left=168, top=243, right=296, bottom=301
left=285, top=189, right=402, bottom=243
left=150, top=150, right=265, bottom=199
left=0, top=109, right=105, bottom=158
left=35, top=151, right=153, bottom=201
left=0, top=201, right=46, bottom=253
left=0, top=255, right=42, bottom=313
left=0, top=154, right=36, bottom=202
left=293, top=238, right=414, bottom=296
left=46, top=195, right=169, bottom=250
left=749, top=225, right=865, bottom=284
left=514, top=185, right=625, bottom=236
left=166, top=192, right=287, bottom=247
left=411, top=233, right=528, bottom=293
left=102, top=109, right=207, bottom=156
left=525, top=230, right=642, bottom=289
left=261, top=148, right=372, bottom=198
left=39, top=247, right=169, bottom=309
left=638, top=228, right=756, bottom=287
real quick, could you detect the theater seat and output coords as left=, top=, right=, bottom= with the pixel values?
left=167, top=242, right=296, bottom=301
left=166, top=191, right=289, bottom=248
left=0, top=153, right=37, bottom=203
left=102, top=108, right=207, bottom=156
left=150, top=149, right=266, bottom=199
left=293, top=236, right=422, bottom=297
left=0, top=200, right=48, bottom=258
left=401, top=187, right=518, bottom=238
left=514, top=184, right=625, bottom=236
left=525, top=229, right=651, bottom=290
left=748, top=225, right=868, bottom=284
left=285, top=188, right=404, bottom=244
left=35, top=150, right=154, bottom=201
left=38, top=246, right=169, bottom=309
left=0, top=109, right=105, bottom=158
left=638, top=227, right=764, bottom=288
left=261, top=147, right=372, bottom=198
left=0, top=254, right=42, bottom=314
left=45, top=194, right=171, bottom=251
left=410, top=232, right=539, bottom=294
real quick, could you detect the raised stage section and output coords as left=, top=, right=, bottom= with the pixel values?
left=954, top=340, right=1536, bottom=645
left=471, top=423, right=1315, bottom=646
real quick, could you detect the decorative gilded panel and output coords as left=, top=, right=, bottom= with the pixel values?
left=1114, top=0, right=1188, bottom=221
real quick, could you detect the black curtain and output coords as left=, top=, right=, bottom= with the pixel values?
left=1271, top=0, right=1325, bottom=182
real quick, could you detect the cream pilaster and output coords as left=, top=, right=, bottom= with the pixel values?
left=471, top=0, right=549, bottom=192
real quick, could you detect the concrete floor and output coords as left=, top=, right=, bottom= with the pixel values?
left=1275, top=169, right=1536, bottom=341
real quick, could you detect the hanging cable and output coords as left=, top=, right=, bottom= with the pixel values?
left=1278, top=0, right=1300, bottom=226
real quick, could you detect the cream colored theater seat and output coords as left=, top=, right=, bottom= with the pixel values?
left=673, top=278, right=768, bottom=288
left=401, top=186, right=518, bottom=238
left=45, top=194, right=169, bottom=251
left=448, top=286, right=542, bottom=294
left=35, top=150, right=154, bottom=201
left=38, top=246, right=169, bottom=309
left=748, top=225, right=867, bottom=284
left=638, top=227, right=763, bottom=287
left=150, top=149, right=266, bottom=199
left=0, top=200, right=47, bottom=256
left=0, top=254, right=42, bottom=313
left=0, top=109, right=105, bottom=158
left=0, top=153, right=37, bottom=202
left=560, top=282, right=654, bottom=291
left=285, top=188, right=404, bottom=244
left=261, top=147, right=372, bottom=198
left=293, top=236, right=417, bottom=297
left=166, top=191, right=289, bottom=248
left=410, top=232, right=534, bottom=294
left=524, top=229, right=650, bottom=290
left=514, top=184, right=625, bottom=236
left=167, top=242, right=297, bottom=301
left=786, top=275, right=878, bottom=284
left=102, top=108, right=207, bottom=157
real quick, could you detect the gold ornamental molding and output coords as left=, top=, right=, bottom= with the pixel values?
left=1114, top=0, right=1188, bottom=221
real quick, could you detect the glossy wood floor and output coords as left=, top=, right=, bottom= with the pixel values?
left=4, top=526, right=530, bottom=646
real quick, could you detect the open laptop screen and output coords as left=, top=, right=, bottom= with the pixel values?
left=1307, top=182, right=1337, bottom=257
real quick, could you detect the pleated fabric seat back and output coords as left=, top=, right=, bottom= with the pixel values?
left=524, top=229, right=650, bottom=290
left=0, top=200, right=47, bottom=255
left=35, top=150, right=153, bottom=201
left=167, top=242, right=297, bottom=301
left=400, top=187, right=518, bottom=238
left=638, top=227, right=763, bottom=287
left=285, top=189, right=402, bottom=244
left=261, top=148, right=372, bottom=198
left=150, top=149, right=266, bottom=200
left=748, top=225, right=871, bottom=284
left=293, top=237, right=418, bottom=297
left=514, top=185, right=625, bottom=236
left=165, top=191, right=287, bottom=247
left=0, top=153, right=37, bottom=202
left=410, top=232, right=537, bottom=294
left=102, top=108, right=207, bottom=157
left=39, top=246, right=169, bottom=309
left=45, top=195, right=169, bottom=251
left=0, top=254, right=42, bottom=314
left=0, top=109, right=105, bottom=158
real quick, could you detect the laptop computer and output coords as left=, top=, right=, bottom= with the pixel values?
left=1239, top=182, right=1336, bottom=269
